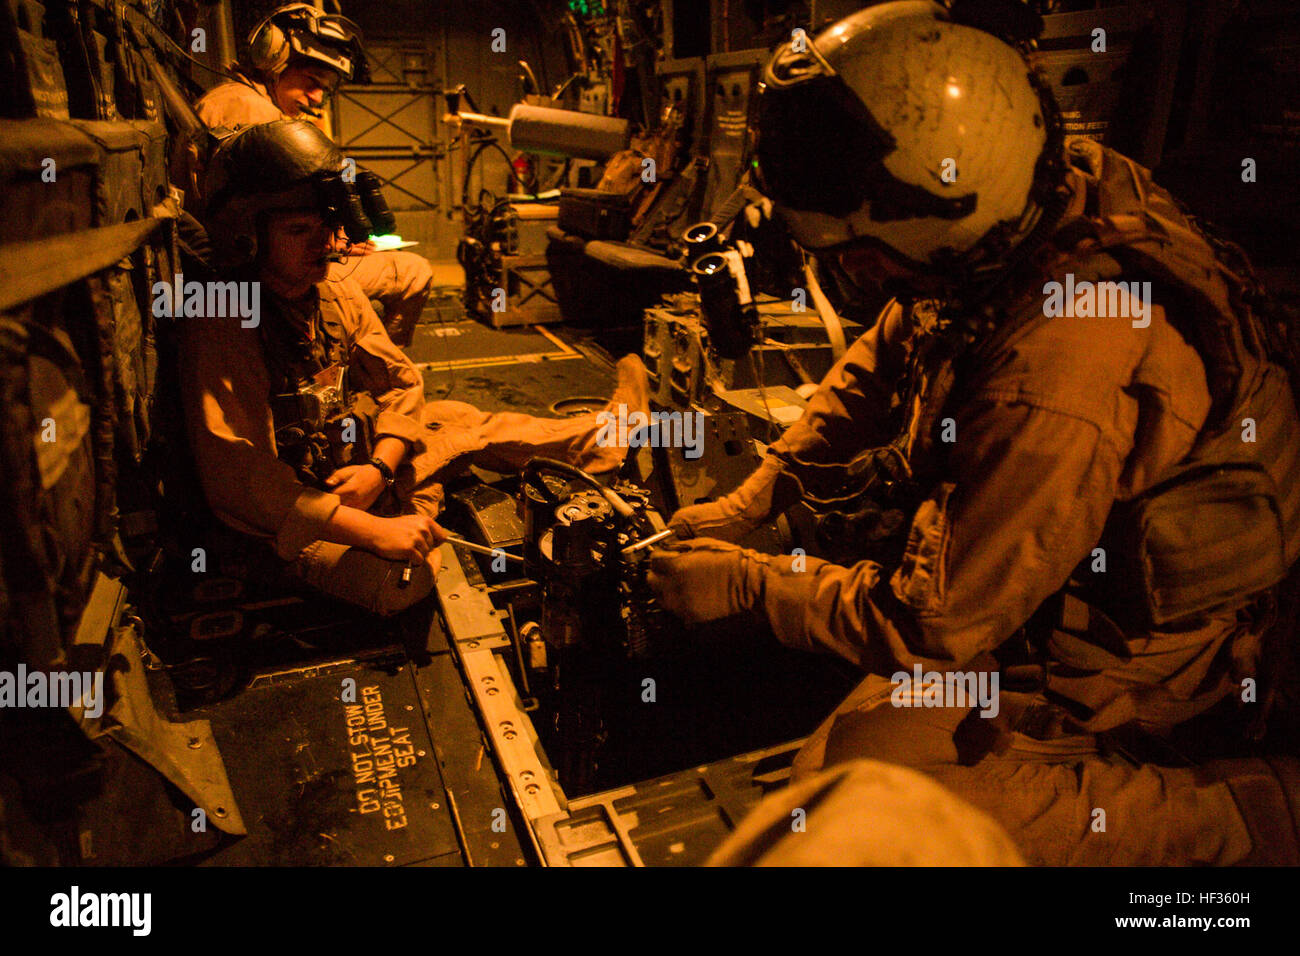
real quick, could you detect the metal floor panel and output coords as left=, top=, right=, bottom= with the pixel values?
left=195, top=654, right=463, bottom=866
left=536, top=741, right=803, bottom=867
left=407, top=319, right=568, bottom=366
left=421, top=351, right=621, bottom=417
left=410, top=651, right=531, bottom=867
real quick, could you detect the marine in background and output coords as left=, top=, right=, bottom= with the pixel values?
left=185, top=3, right=433, bottom=347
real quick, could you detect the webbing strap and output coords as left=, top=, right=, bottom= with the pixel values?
left=804, top=260, right=847, bottom=360
left=0, top=218, right=165, bottom=312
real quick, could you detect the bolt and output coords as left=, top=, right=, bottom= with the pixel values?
left=384, top=854, right=395, bottom=863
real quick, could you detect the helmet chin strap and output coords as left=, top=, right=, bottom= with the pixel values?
left=267, top=71, right=288, bottom=112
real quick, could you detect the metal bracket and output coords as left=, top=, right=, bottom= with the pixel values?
left=434, top=544, right=568, bottom=861
left=81, top=623, right=247, bottom=836
left=457, top=649, right=564, bottom=825
left=433, top=541, right=510, bottom=650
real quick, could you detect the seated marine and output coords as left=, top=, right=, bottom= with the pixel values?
left=180, top=119, right=648, bottom=615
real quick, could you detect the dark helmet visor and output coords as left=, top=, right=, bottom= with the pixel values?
left=754, top=71, right=895, bottom=219
left=754, top=45, right=976, bottom=226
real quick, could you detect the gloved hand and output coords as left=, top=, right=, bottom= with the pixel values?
left=668, top=498, right=753, bottom=543
left=649, top=536, right=840, bottom=649
left=668, top=457, right=797, bottom=543
left=647, top=538, right=766, bottom=625
left=743, top=194, right=774, bottom=229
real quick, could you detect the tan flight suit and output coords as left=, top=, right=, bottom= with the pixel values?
left=191, top=73, right=434, bottom=347
left=179, top=276, right=647, bottom=615
left=678, top=141, right=1300, bottom=865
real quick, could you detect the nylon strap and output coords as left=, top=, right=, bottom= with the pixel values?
left=0, top=219, right=166, bottom=312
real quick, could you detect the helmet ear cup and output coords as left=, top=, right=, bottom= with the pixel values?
left=232, top=231, right=257, bottom=268
left=248, top=17, right=291, bottom=77
left=206, top=196, right=260, bottom=271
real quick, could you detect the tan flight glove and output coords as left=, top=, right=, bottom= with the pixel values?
left=667, top=457, right=802, bottom=543
left=647, top=538, right=826, bottom=627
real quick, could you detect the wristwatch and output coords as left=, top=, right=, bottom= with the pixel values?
left=367, top=455, right=396, bottom=488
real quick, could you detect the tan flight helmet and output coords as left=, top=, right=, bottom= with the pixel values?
left=246, top=3, right=369, bottom=85
left=753, top=1, right=1066, bottom=292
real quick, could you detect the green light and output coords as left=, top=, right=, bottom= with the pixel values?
left=368, top=234, right=408, bottom=251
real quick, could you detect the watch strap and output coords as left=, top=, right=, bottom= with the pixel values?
left=367, top=455, right=395, bottom=486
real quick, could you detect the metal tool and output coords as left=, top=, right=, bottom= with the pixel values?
left=445, top=534, right=525, bottom=563
left=620, top=528, right=676, bottom=555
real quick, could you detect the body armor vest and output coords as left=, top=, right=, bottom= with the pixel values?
left=261, top=292, right=376, bottom=488
left=971, top=139, right=1300, bottom=632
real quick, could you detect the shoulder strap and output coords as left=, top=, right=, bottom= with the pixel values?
left=963, top=141, right=1267, bottom=439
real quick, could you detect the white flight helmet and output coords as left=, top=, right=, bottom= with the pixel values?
left=755, top=1, right=1062, bottom=280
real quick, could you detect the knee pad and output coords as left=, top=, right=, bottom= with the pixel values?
left=393, top=251, right=434, bottom=297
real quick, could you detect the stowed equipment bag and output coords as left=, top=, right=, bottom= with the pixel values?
left=0, top=308, right=98, bottom=669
